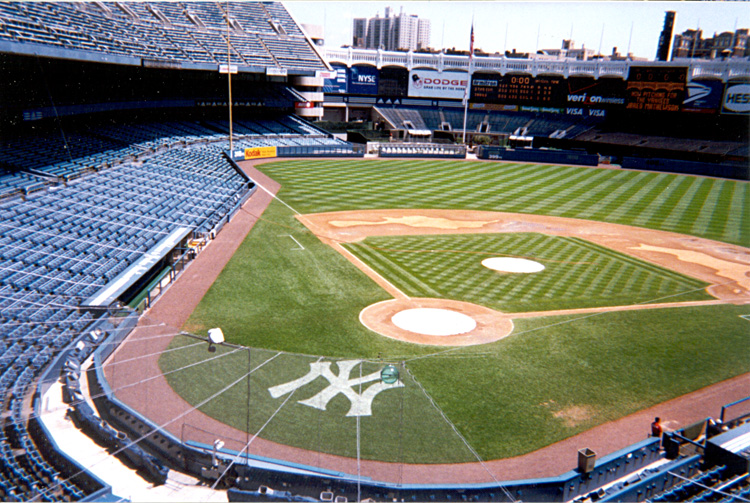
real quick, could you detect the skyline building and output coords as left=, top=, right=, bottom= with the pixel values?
left=353, top=6, right=430, bottom=51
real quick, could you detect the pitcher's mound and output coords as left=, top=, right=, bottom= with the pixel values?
left=392, top=308, right=477, bottom=336
left=482, top=257, right=545, bottom=273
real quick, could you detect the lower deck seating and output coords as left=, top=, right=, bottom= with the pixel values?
left=0, top=120, right=270, bottom=500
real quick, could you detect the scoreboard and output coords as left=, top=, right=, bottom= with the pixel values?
left=625, top=66, right=687, bottom=113
left=471, top=73, right=566, bottom=107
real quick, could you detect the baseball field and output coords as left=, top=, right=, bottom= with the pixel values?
left=158, top=159, right=750, bottom=464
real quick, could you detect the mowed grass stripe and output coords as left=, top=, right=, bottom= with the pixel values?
left=630, top=176, right=693, bottom=228
left=447, top=164, right=564, bottom=208
left=606, top=172, right=672, bottom=224
left=645, top=176, right=696, bottom=230
left=542, top=168, right=622, bottom=216
left=723, top=183, right=748, bottom=244
left=347, top=243, right=442, bottom=298
left=691, top=180, right=731, bottom=238
left=584, top=171, right=660, bottom=222
left=499, top=167, right=599, bottom=215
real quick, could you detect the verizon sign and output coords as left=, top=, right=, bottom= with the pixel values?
left=408, top=70, right=469, bottom=99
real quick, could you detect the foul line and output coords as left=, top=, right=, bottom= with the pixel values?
left=282, top=234, right=305, bottom=250
left=329, top=240, right=409, bottom=300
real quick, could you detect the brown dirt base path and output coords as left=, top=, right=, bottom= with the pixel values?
left=104, top=162, right=750, bottom=485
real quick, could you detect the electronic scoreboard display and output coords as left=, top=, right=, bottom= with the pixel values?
left=625, top=66, right=687, bottom=113
left=471, top=73, right=566, bottom=107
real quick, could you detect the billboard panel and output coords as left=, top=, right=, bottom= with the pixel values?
left=625, top=66, right=687, bottom=113
left=471, top=73, right=566, bottom=107
left=244, top=146, right=277, bottom=160
left=409, top=70, right=469, bottom=99
left=378, top=67, right=409, bottom=97
left=682, top=80, right=724, bottom=113
left=348, top=65, right=379, bottom=95
left=323, top=64, right=348, bottom=94
left=564, top=77, right=626, bottom=109
left=722, top=82, right=750, bottom=115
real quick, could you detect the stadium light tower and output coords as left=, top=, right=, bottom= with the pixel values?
left=225, top=1, right=234, bottom=153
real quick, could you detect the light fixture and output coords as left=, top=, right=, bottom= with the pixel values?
left=207, top=327, right=225, bottom=352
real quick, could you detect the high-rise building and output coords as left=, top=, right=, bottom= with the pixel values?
left=352, top=7, right=430, bottom=51
left=656, top=11, right=676, bottom=61
left=417, top=19, right=431, bottom=50
left=366, top=14, right=391, bottom=50
left=352, top=18, right=367, bottom=48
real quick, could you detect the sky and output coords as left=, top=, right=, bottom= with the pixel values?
left=285, top=1, right=750, bottom=60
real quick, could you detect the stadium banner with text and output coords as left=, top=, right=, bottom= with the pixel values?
left=565, top=77, right=626, bottom=109
left=721, top=82, right=750, bottom=115
left=471, top=73, right=566, bottom=107
left=408, top=70, right=469, bottom=100
left=565, top=107, right=607, bottom=118
left=625, top=66, right=687, bottom=113
left=683, top=80, right=724, bottom=113
left=244, top=146, right=277, bottom=160
left=378, top=67, right=409, bottom=97
left=348, top=65, right=379, bottom=95
left=323, top=64, right=348, bottom=94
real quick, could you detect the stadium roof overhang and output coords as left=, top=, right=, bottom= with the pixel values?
left=0, top=41, right=322, bottom=76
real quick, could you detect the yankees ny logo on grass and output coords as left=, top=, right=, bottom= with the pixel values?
left=268, top=360, right=403, bottom=417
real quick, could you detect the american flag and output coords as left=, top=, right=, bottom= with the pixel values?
left=469, top=22, right=474, bottom=60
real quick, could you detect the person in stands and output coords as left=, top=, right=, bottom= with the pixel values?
left=651, top=417, right=663, bottom=438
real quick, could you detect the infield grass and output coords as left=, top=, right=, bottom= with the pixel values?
left=344, top=233, right=712, bottom=312
left=165, top=159, right=750, bottom=463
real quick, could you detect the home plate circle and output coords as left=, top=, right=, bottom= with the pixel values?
left=482, top=257, right=545, bottom=273
left=391, top=308, right=477, bottom=336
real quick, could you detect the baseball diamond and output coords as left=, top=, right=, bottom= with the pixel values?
left=4, top=2, right=750, bottom=500
left=109, top=158, right=750, bottom=474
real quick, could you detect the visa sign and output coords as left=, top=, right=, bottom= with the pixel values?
left=723, top=83, right=750, bottom=114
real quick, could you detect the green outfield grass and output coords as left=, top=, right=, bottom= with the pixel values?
left=162, top=159, right=750, bottom=463
left=344, top=233, right=712, bottom=312
left=253, top=159, right=749, bottom=246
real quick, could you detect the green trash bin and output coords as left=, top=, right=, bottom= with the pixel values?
left=578, top=448, right=596, bottom=473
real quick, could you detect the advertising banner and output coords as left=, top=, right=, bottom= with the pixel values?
left=244, top=146, right=277, bottom=160
left=323, top=64, right=348, bottom=94
left=378, top=67, right=409, bottom=97
left=564, top=77, right=626, bottom=109
left=682, top=80, right=724, bottom=113
left=348, top=65, right=379, bottom=95
left=565, top=107, right=607, bottom=118
left=721, top=82, right=750, bottom=115
left=408, top=70, right=469, bottom=100
left=471, top=73, right=566, bottom=107
left=625, top=66, right=687, bottom=113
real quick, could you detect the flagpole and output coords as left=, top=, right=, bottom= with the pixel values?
left=462, top=17, right=474, bottom=145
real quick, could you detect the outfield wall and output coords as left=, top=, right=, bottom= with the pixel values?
left=476, top=146, right=600, bottom=166
left=621, top=157, right=750, bottom=181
